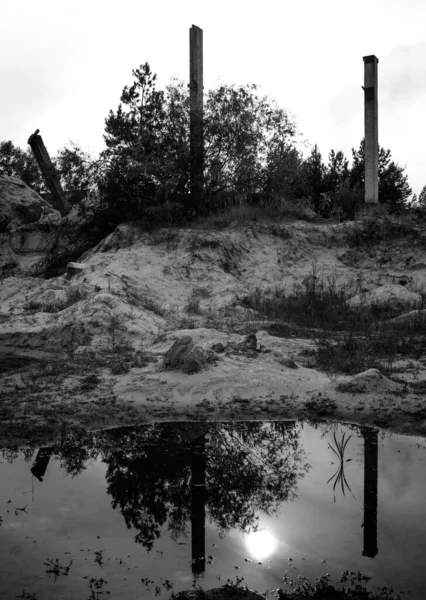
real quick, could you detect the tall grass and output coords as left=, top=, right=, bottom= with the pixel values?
left=238, top=268, right=426, bottom=375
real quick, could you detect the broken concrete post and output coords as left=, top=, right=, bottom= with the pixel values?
left=189, top=25, right=204, bottom=212
left=66, top=262, right=87, bottom=279
left=27, top=129, right=71, bottom=216
left=363, top=55, right=379, bottom=207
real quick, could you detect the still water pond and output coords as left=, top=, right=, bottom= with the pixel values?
left=1, top=421, right=425, bottom=599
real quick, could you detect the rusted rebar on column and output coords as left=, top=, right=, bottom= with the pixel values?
left=28, top=129, right=71, bottom=216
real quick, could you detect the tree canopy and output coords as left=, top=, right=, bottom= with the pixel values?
left=0, top=63, right=415, bottom=223
left=99, top=63, right=299, bottom=221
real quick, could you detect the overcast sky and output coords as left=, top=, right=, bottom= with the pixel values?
left=1, top=0, right=425, bottom=196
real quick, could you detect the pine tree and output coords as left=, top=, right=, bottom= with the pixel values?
left=303, top=144, right=326, bottom=212
left=350, top=139, right=412, bottom=213
left=418, top=185, right=426, bottom=207
left=324, top=149, right=349, bottom=192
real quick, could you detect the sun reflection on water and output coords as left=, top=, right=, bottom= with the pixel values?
left=244, top=529, right=278, bottom=560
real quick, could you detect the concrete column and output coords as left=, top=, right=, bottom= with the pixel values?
left=363, top=55, right=379, bottom=205
left=189, top=25, right=204, bottom=212
left=28, top=129, right=71, bottom=216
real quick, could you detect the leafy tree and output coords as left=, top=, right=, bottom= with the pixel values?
left=99, top=63, right=298, bottom=222
left=350, top=139, right=412, bottom=213
left=53, top=142, right=97, bottom=192
left=203, top=83, right=297, bottom=209
left=0, top=140, right=45, bottom=192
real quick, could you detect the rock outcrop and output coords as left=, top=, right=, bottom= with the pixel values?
left=0, top=175, right=60, bottom=276
left=0, top=177, right=107, bottom=278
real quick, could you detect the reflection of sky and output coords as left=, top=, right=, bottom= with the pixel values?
left=1, top=424, right=426, bottom=599
left=0, top=456, right=183, bottom=599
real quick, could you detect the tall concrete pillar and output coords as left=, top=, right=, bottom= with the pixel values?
left=362, top=428, right=378, bottom=558
left=363, top=55, right=379, bottom=205
left=189, top=25, right=204, bottom=212
left=28, top=129, right=71, bottom=216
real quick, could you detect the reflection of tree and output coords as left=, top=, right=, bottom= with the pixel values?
left=103, top=422, right=308, bottom=550
left=98, top=426, right=192, bottom=552
left=57, top=430, right=98, bottom=477
left=206, top=422, right=309, bottom=534
left=314, top=421, right=379, bottom=558
left=52, top=422, right=309, bottom=554
left=326, top=432, right=355, bottom=503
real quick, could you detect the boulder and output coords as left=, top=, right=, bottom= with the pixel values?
left=272, top=350, right=298, bottom=368
left=211, top=342, right=226, bottom=353
left=164, top=335, right=218, bottom=374
left=0, top=174, right=60, bottom=276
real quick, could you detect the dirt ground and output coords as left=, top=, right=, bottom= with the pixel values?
left=1, top=217, right=426, bottom=449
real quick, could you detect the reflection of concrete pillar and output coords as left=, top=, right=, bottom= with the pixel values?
left=191, top=434, right=206, bottom=574
left=363, top=55, right=379, bottom=206
left=31, top=447, right=54, bottom=482
left=189, top=25, right=204, bottom=212
left=28, top=129, right=71, bottom=216
left=362, top=428, right=378, bottom=558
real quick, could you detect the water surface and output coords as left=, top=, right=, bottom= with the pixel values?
left=1, top=420, right=425, bottom=599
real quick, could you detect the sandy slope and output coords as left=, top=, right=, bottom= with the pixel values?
left=1, top=217, right=425, bottom=446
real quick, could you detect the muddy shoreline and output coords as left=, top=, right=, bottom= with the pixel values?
left=1, top=348, right=425, bottom=450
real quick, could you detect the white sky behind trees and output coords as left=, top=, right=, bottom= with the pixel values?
left=1, top=0, right=425, bottom=196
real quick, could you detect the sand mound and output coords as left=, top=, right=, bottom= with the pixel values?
left=349, top=285, right=422, bottom=311
left=336, top=368, right=401, bottom=394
